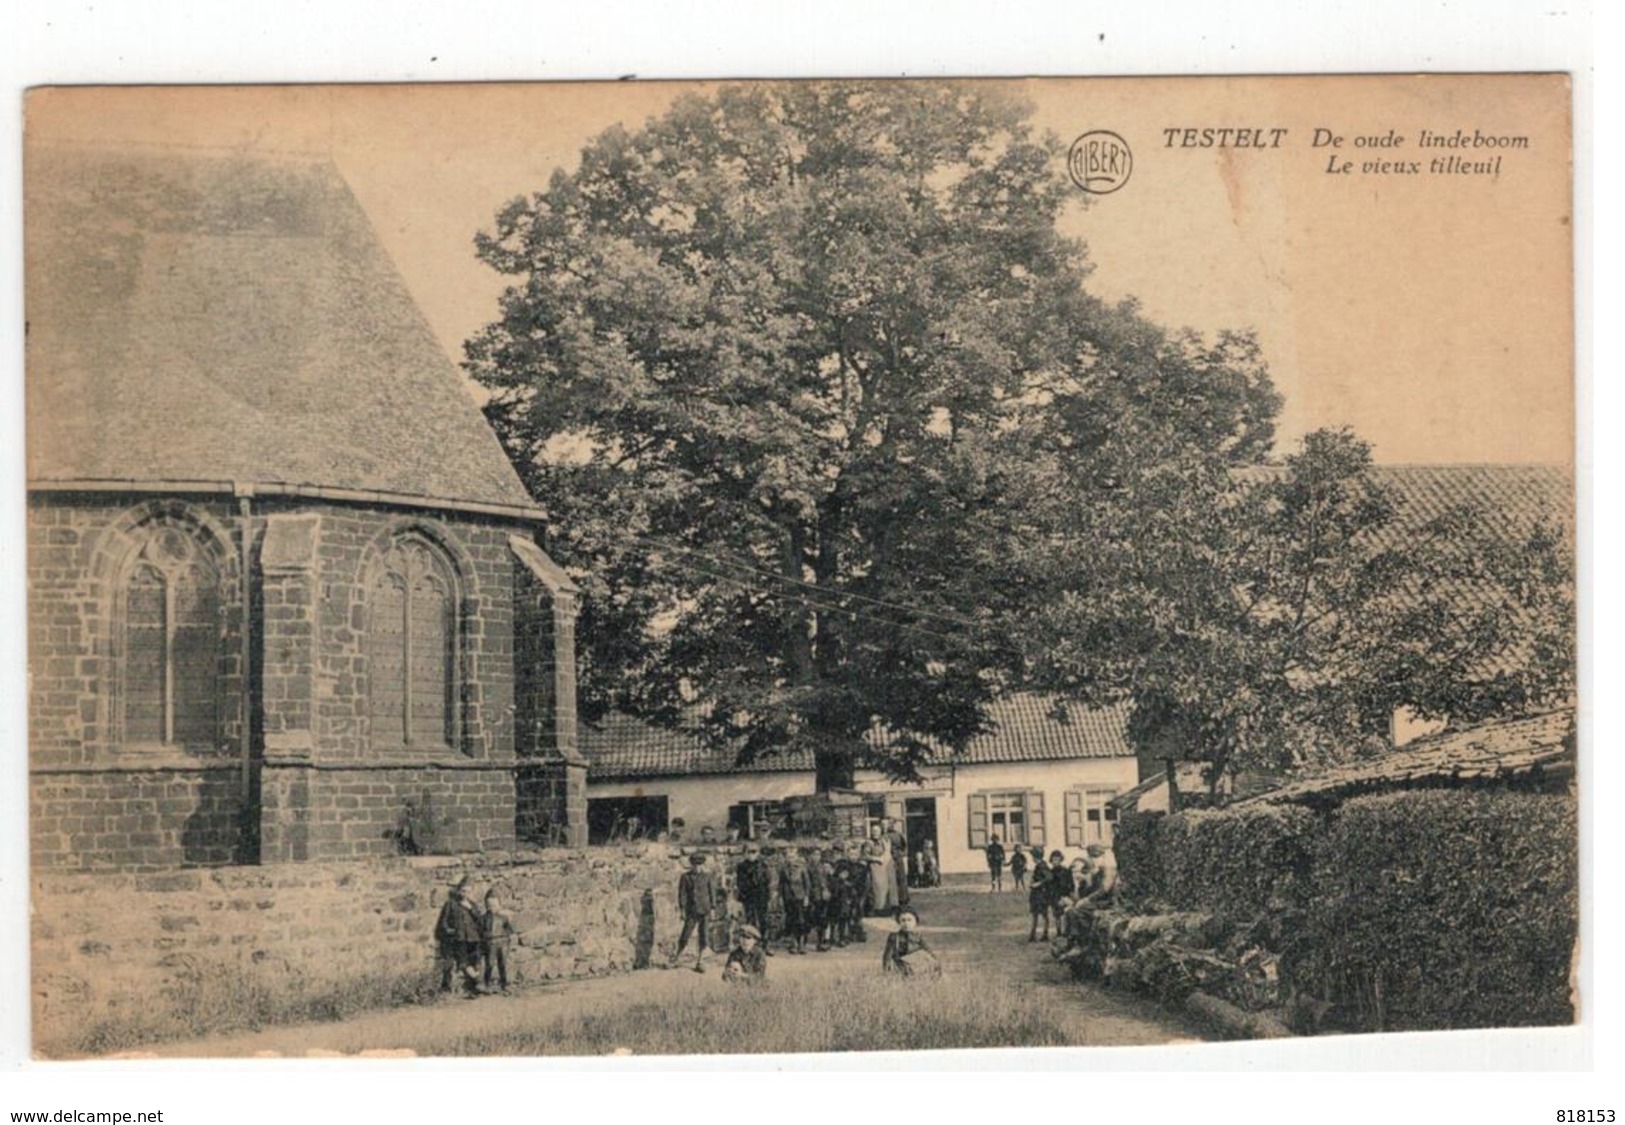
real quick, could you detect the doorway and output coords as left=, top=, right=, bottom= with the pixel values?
left=586, top=795, right=669, bottom=844
left=904, top=796, right=939, bottom=885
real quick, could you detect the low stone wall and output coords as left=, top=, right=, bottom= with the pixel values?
left=31, top=844, right=725, bottom=1055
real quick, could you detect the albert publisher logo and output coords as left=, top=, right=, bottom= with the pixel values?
left=1068, top=130, right=1133, bottom=194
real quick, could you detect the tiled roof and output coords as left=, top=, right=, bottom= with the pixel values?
left=1368, top=464, right=1573, bottom=538
left=26, top=145, right=537, bottom=515
left=1233, top=463, right=1571, bottom=547
left=1235, top=463, right=1573, bottom=681
left=1369, top=466, right=1572, bottom=680
left=582, top=694, right=1135, bottom=781
left=1236, top=708, right=1575, bottom=808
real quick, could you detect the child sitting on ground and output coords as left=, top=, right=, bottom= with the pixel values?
left=882, top=907, right=940, bottom=978
left=723, top=924, right=768, bottom=985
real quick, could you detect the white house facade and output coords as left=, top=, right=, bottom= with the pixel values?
left=581, top=695, right=1139, bottom=876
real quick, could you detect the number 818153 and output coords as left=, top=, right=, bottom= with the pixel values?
left=1557, top=1112, right=1615, bottom=1122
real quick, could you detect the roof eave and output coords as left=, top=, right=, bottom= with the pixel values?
left=28, top=477, right=545, bottom=523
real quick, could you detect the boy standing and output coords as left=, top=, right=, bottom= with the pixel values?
left=435, top=876, right=483, bottom=997
left=1027, top=849, right=1051, bottom=942
left=671, top=853, right=716, bottom=972
left=481, top=889, right=517, bottom=994
left=805, top=845, right=833, bottom=952
left=734, top=843, right=773, bottom=956
left=843, top=841, right=870, bottom=942
left=1047, top=851, right=1072, bottom=930
left=1009, top=845, right=1028, bottom=890
left=779, top=847, right=812, bottom=954
left=985, top=835, right=1006, bottom=892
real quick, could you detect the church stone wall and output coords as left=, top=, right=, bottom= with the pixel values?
left=29, top=493, right=571, bottom=872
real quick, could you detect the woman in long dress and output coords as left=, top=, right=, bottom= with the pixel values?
left=862, top=830, right=897, bottom=914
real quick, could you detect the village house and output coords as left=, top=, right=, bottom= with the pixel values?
left=26, top=146, right=585, bottom=871
left=580, top=694, right=1138, bottom=875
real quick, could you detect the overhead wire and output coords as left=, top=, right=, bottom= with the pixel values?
left=616, top=528, right=991, bottom=632
left=592, top=531, right=981, bottom=649
left=638, top=552, right=974, bottom=650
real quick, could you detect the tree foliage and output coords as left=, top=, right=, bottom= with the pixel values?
left=467, top=80, right=1570, bottom=790
left=1020, top=428, right=1574, bottom=784
left=467, top=82, right=1277, bottom=787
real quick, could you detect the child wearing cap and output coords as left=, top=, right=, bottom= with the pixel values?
left=435, top=876, right=484, bottom=997
left=882, top=907, right=940, bottom=977
left=736, top=843, right=775, bottom=954
left=670, top=852, right=717, bottom=972
left=723, top=924, right=768, bottom=984
left=1083, top=842, right=1118, bottom=904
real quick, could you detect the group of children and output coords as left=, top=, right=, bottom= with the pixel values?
left=671, top=841, right=882, bottom=972
left=984, top=837, right=1117, bottom=942
left=718, top=904, right=938, bottom=985
left=672, top=839, right=944, bottom=985
left=433, top=876, right=517, bottom=998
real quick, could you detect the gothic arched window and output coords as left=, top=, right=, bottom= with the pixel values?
left=121, top=524, right=223, bottom=748
left=367, top=536, right=459, bottom=749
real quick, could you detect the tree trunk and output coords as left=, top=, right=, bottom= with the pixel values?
left=815, top=745, right=856, bottom=792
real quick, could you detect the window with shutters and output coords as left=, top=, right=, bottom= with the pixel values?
left=968, top=790, right=1045, bottom=848
left=119, top=524, right=223, bottom=750
left=367, top=535, right=460, bottom=750
left=1064, top=787, right=1121, bottom=847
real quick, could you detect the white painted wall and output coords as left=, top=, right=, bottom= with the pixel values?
left=587, top=755, right=1138, bottom=875
left=854, top=758, right=1139, bottom=874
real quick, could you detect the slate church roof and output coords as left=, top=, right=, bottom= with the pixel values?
left=26, top=144, right=538, bottom=517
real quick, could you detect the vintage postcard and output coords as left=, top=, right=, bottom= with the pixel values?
left=24, top=75, right=1576, bottom=1060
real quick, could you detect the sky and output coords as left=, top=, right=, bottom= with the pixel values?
left=26, top=75, right=1574, bottom=465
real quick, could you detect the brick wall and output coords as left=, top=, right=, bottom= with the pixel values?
left=260, top=764, right=517, bottom=861
left=29, top=492, right=568, bottom=870
left=28, top=494, right=249, bottom=770
left=31, top=845, right=726, bottom=1055
left=30, top=767, right=249, bottom=871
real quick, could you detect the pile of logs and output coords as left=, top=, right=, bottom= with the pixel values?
left=1055, top=903, right=1298, bottom=1037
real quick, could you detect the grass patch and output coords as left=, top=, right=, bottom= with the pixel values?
left=428, top=975, right=1072, bottom=1057
left=42, top=960, right=441, bottom=1058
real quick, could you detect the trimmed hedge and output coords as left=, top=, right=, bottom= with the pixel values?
left=1115, top=804, right=1316, bottom=920
left=1294, top=789, right=1577, bottom=1032
left=1113, top=788, right=1578, bottom=1033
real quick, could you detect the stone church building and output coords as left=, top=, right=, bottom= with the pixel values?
left=27, top=146, right=585, bottom=871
